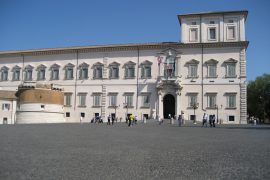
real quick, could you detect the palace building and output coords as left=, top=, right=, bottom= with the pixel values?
left=0, top=10, right=248, bottom=124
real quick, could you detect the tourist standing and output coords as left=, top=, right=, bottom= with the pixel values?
left=107, top=115, right=111, bottom=125
left=202, top=112, right=208, bottom=127
left=178, top=115, right=182, bottom=127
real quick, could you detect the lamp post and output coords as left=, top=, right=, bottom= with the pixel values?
left=192, top=103, right=199, bottom=124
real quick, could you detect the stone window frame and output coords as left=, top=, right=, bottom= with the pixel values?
left=140, top=60, right=152, bottom=79
left=206, top=92, right=217, bottom=109
left=189, top=28, right=199, bottom=42
left=0, top=66, right=9, bottom=81
left=64, top=92, right=72, bottom=107
left=50, top=63, right=60, bottom=80
left=187, top=92, right=198, bottom=108
left=108, top=62, right=120, bottom=79
left=186, top=59, right=199, bottom=79
left=224, top=58, right=238, bottom=78
left=92, top=92, right=102, bottom=107
left=24, top=64, right=34, bottom=81
left=78, top=62, right=89, bottom=80
left=123, top=61, right=136, bottom=79
left=78, top=92, right=87, bottom=107
left=36, top=64, right=47, bottom=81
left=64, top=63, right=75, bottom=80
left=92, top=62, right=104, bottom=80
left=108, top=92, right=118, bottom=107
left=12, top=65, right=21, bottom=81
left=225, top=92, right=237, bottom=109
left=124, top=92, right=134, bottom=108
left=140, top=92, right=151, bottom=108
left=205, top=59, right=218, bottom=78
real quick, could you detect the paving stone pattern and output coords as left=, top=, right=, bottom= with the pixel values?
left=0, top=122, right=270, bottom=180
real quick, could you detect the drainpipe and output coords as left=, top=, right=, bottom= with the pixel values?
left=74, top=50, right=79, bottom=111
left=200, top=15, right=204, bottom=110
left=136, top=46, right=139, bottom=110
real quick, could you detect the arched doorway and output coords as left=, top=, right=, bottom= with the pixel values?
left=163, top=94, right=175, bottom=118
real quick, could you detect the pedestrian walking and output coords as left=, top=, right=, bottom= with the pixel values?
left=209, top=115, right=213, bottom=127
left=212, top=114, right=216, bottom=127
left=112, top=116, right=115, bottom=125
left=178, top=114, right=182, bottom=127
left=202, top=112, right=208, bottom=127
left=107, top=115, right=111, bottom=125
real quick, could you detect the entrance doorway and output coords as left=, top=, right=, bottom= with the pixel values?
left=163, top=94, right=175, bottom=118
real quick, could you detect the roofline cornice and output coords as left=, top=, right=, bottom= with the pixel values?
left=0, top=41, right=249, bottom=57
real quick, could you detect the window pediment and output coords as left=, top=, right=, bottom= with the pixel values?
left=224, top=58, right=238, bottom=63
left=50, top=63, right=60, bottom=70
left=24, top=64, right=34, bottom=70
left=1, top=66, right=9, bottom=71
left=109, top=61, right=120, bottom=67
left=186, top=59, right=199, bottom=65
left=64, top=63, right=75, bottom=69
left=123, top=61, right=136, bottom=67
left=140, top=60, right=152, bottom=66
left=79, top=62, right=89, bottom=68
left=12, top=65, right=21, bottom=71
left=37, top=64, right=47, bottom=70
left=205, top=59, right=218, bottom=64
left=92, top=62, right=104, bottom=68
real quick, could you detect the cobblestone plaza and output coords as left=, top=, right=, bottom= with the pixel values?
left=0, top=122, right=269, bottom=180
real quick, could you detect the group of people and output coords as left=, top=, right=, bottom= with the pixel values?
left=202, top=112, right=216, bottom=127
left=107, top=115, right=117, bottom=125
left=90, top=116, right=103, bottom=123
left=126, top=114, right=137, bottom=127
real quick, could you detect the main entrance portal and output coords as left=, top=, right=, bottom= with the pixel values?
left=163, top=94, right=175, bottom=118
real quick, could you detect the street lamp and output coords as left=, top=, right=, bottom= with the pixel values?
left=192, top=103, right=199, bottom=124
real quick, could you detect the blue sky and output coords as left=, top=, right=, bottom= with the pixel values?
left=0, top=0, right=269, bottom=81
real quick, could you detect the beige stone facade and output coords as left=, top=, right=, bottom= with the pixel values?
left=0, top=10, right=248, bottom=124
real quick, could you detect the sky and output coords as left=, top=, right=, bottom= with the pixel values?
left=0, top=0, right=269, bottom=81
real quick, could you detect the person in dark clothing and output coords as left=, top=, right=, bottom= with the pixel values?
left=209, top=115, right=213, bottom=127
left=107, top=115, right=111, bottom=125
left=112, top=116, right=115, bottom=125
left=212, top=114, right=216, bottom=127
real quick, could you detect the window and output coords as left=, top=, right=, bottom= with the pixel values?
left=78, top=93, right=87, bottom=107
left=3, top=117, right=8, bottom=124
left=81, top=112, right=85, bottom=118
left=229, top=116, right=235, bottom=121
left=12, top=66, right=21, bottom=81
left=66, top=112, right=70, bottom=117
left=125, top=93, right=134, bottom=107
left=227, top=64, right=236, bottom=77
left=210, top=21, right=215, bottom=24
left=207, top=93, right=216, bottom=108
left=79, top=62, right=89, bottom=80
left=2, top=103, right=10, bottom=111
left=93, top=93, right=101, bottom=106
left=189, top=65, right=198, bottom=78
left=190, top=28, right=198, bottom=42
left=228, top=19, right=234, bottom=23
left=109, top=62, right=120, bottom=79
left=227, top=93, right=236, bottom=108
left=109, top=94, right=117, bottom=106
left=140, top=60, right=152, bottom=78
left=141, top=94, right=150, bottom=107
left=205, top=59, right=218, bottom=78
left=188, top=94, right=198, bottom=107
left=186, top=59, right=199, bottom=78
left=225, top=59, right=237, bottom=78
left=64, top=93, right=72, bottom=106
left=64, top=63, right=75, bottom=80
left=227, top=26, right=236, bottom=40
left=50, top=64, right=60, bottom=80
left=37, top=64, right=46, bottom=81
left=191, top=21, right=197, bottom=25
left=209, top=28, right=216, bottom=40
left=124, top=61, right=136, bottom=79
left=0, top=66, right=9, bottom=81
left=24, top=65, right=33, bottom=81
left=41, top=105, right=45, bottom=110
left=93, top=63, right=103, bottom=79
